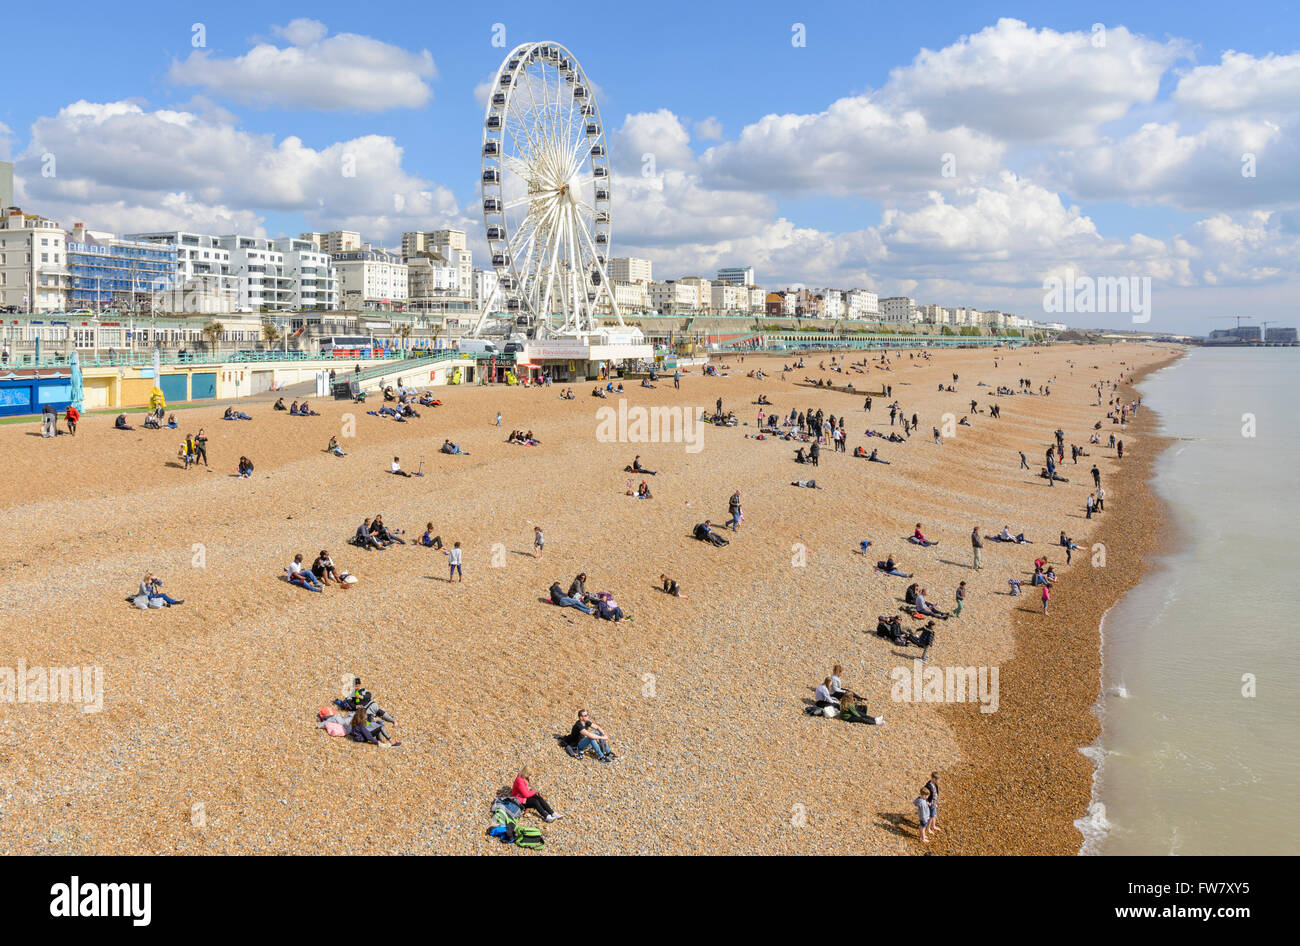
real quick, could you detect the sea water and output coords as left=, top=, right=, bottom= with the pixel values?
left=1080, top=348, right=1300, bottom=855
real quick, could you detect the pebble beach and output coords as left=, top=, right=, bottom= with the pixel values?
left=0, top=342, right=1180, bottom=855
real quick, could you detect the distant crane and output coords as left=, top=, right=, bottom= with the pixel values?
left=1209, top=315, right=1253, bottom=330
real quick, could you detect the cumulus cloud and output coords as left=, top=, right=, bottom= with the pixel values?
left=883, top=18, right=1187, bottom=144
left=699, top=95, right=1003, bottom=197
left=12, top=100, right=464, bottom=242
left=169, top=21, right=436, bottom=111
left=1042, top=116, right=1300, bottom=212
left=1174, top=51, right=1300, bottom=114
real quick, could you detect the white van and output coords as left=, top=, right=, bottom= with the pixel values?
left=456, top=338, right=500, bottom=356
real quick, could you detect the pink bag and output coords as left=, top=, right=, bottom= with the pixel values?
left=324, top=720, right=346, bottom=737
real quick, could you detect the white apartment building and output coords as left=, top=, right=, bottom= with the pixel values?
left=406, top=252, right=459, bottom=311
left=710, top=281, right=747, bottom=314
left=816, top=290, right=844, bottom=320
left=916, top=303, right=950, bottom=325
left=843, top=289, right=879, bottom=320
left=130, top=230, right=239, bottom=313
left=608, top=257, right=653, bottom=284
left=981, top=310, right=1005, bottom=328
left=216, top=235, right=298, bottom=312
left=614, top=280, right=648, bottom=313
left=333, top=249, right=408, bottom=309
left=648, top=280, right=698, bottom=314
left=716, top=266, right=754, bottom=286
left=403, top=230, right=472, bottom=301
left=879, top=296, right=916, bottom=323
left=472, top=268, right=499, bottom=309
left=748, top=286, right=767, bottom=314
left=0, top=207, right=69, bottom=312
left=272, top=237, right=338, bottom=310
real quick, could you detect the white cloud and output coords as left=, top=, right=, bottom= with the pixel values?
left=699, top=95, right=1003, bottom=197
left=169, top=22, right=435, bottom=111
left=883, top=18, right=1187, bottom=144
left=694, top=117, right=723, bottom=141
left=1175, top=51, right=1300, bottom=114
left=13, top=101, right=463, bottom=242
left=1042, top=117, right=1300, bottom=212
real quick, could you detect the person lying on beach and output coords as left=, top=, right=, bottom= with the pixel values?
left=237, top=456, right=254, bottom=478
left=418, top=394, right=442, bottom=407
left=660, top=574, right=685, bottom=597
left=355, top=519, right=385, bottom=550
left=549, top=581, right=594, bottom=614
left=693, top=521, right=730, bottom=546
left=1039, top=468, right=1069, bottom=482
left=420, top=524, right=443, bottom=549
left=223, top=407, right=252, bottom=421
left=626, top=455, right=657, bottom=475
left=910, top=524, right=938, bottom=547
left=287, top=553, right=323, bottom=592
left=877, top=557, right=912, bottom=578
left=391, top=456, right=412, bottom=477
left=440, top=440, right=469, bottom=455
left=328, top=436, right=345, bottom=457
left=273, top=398, right=287, bottom=411
left=791, top=480, right=820, bottom=489
left=992, top=526, right=1032, bottom=543
left=640, top=379, right=656, bottom=389
left=636, top=480, right=652, bottom=499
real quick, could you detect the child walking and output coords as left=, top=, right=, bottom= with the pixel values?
left=445, top=541, right=463, bottom=583
left=954, top=581, right=966, bottom=618
left=533, top=526, right=545, bottom=558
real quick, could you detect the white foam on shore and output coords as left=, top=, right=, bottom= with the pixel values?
left=1077, top=605, right=1115, bottom=855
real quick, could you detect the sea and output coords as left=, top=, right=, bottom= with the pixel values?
left=1078, top=347, right=1300, bottom=855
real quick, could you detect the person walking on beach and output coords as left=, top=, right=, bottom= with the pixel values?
left=971, top=526, right=983, bottom=569
left=1091, top=464, right=1101, bottom=489
left=954, top=581, right=966, bottom=618
left=1086, top=493, right=1095, bottom=519
left=533, top=526, right=545, bottom=558
left=495, top=411, right=502, bottom=427
left=726, top=490, right=742, bottom=532
left=915, top=786, right=933, bottom=844
left=1096, top=487, right=1105, bottom=513
left=1117, top=440, right=1124, bottom=459
left=1019, top=450, right=1029, bottom=470
left=1041, top=582, right=1051, bottom=614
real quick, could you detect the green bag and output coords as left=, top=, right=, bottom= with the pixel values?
left=514, top=823, right=545, bottom=849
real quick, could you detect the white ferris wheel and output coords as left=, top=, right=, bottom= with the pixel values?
left=479, top=41, right=622, bottom=339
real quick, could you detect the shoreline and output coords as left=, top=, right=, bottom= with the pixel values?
left=940, top=349, right=1185, bottom=856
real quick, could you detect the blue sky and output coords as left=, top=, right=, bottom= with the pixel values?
left=4, top=0, right=1299, bottom=332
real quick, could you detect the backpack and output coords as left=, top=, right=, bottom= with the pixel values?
left=491, top=798, right=523, bottom=821
left=514, top=823, right=545, bottom=849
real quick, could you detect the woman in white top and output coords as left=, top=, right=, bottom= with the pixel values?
left=814, top=677, right=839, bottom=709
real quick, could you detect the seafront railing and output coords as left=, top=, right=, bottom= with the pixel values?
left=6, top=350, right=417, bottom=370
